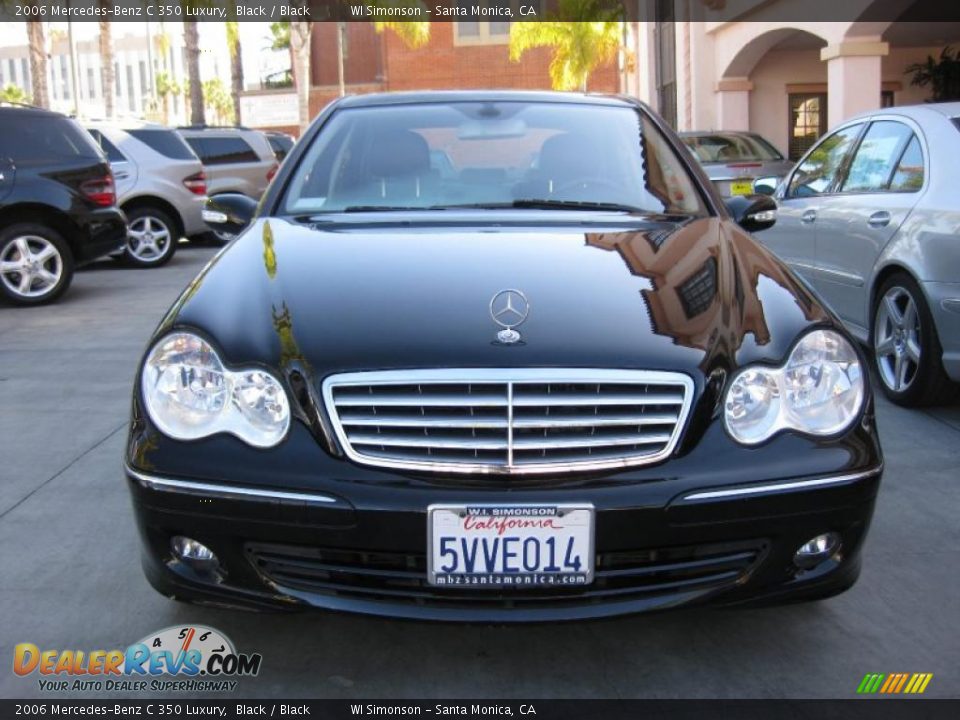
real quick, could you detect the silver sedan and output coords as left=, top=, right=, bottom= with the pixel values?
left=758, top=103, right=960, bottom=406
left=681, top=131, right=794, bottom=197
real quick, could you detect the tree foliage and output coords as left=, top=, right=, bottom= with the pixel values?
left=0, top=84, right=30, bottom=104
left=373, top=21, right=431, bottom=49
left=509, top=0, right=622, bottom=91
left=906, top=46, right=960, bottom=102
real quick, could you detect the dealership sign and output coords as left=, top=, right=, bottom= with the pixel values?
left=240, top=93, right=298, bottom=128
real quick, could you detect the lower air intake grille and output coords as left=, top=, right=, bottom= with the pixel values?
left=246, top=539, right=766, bottom=608
left=321, top=369, right=694, bottom=474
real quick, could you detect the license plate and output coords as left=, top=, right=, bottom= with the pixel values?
left=730, top=179, right=754, bottom=196
left=427, top=504, right=594, bottom=587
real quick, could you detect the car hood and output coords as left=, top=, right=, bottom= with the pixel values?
left=164, top=216, right=827, bottom=386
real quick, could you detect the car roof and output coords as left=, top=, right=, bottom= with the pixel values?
left=86, top=120, right=171, bottom=131
left=336, top=90, right=637, bottom=109
left=0, top=104, right=68, bottom=119
left=845, top=101, right=960, bottom=124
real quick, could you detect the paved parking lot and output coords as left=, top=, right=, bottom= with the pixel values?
left=1, top=245, right=958, bottom=699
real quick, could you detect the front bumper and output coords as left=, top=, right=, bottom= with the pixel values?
left=125, top=456, right=882, bottom=622
left=925, top=280, right=960, bottom=381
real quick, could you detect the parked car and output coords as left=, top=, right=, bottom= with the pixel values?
left=759, top=103, right=960, bottom=407
left=177, top=126, right=277, bottom=199
left=263, top=130, right=295, bottom=162
left=681, top=131, right=794, bottom=197
left=0, top=105, right=126, bottom=305
left=87, top=122, right=207, bottom=267
left=127, top=91, right=881, bottom=621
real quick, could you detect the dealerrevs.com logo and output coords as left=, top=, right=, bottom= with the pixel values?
left=13, top=625, right=262, bottom=692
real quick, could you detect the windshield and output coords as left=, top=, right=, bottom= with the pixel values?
left=682, top=133, right=783, bottom=163
left=281, top=102, right=707, bottom=216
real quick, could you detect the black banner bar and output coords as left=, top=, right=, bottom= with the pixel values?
left=3, top=699, right=960, bottom=720
left=2, top=0, right=960, bottom=23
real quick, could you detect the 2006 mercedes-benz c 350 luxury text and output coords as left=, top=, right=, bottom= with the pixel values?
left=125, top=92, right=882, bottom=621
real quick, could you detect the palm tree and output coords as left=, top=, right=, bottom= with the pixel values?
left=373, top=21, right=430, bottom=49
left=269, top=22, right=294, bottom=88
left=154, top=71, right=178, bottom=125
left=509, top=0, right=622, bottom=91
left=289, top=21, right=312, bottom=134
left=183, top=20, right=205, bottom=125
left=0, top=84, right=30, bottom=104
left=97, top=13, right=115, bottom=119
left=226, top=22, right=244, bottom=125
left=26, top=20, right=48, bottom=109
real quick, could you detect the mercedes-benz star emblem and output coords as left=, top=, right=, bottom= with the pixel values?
left=489, top=289, right=529, bottom=344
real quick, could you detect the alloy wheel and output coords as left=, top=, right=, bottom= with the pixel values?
left=874, top=286, right=921, bottom=393
left=127, top=215, right=172, bottom=262
left=0, top=235, right=63, bottom=299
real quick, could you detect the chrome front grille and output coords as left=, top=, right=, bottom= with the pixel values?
left=321, top=369, right=694, bottom=474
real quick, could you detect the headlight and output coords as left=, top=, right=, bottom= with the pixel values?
left=724, top=329, right=864, bottom=445
left=141, top=332, right=290, bottom=448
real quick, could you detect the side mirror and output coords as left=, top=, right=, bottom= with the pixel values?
left=752, top=176, right=779, bottom=196
left=202, top=194, right=257, bottom=236
left=725, top=194, right=777, bottom=233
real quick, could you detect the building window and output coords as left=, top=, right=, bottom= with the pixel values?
left=115, top=62, right=122, bottom=96
left=454, top=21, right=511, bottom=45
left=21, top=58, right=29, bottom=90
left=139, top=60, right=148, bottom=98
left=59, top=55, right=69, bottom=100
left=881, top=90, right=895, bottom=108
left=87, top=67, right=96, bottom=99
left=788, top=92, right=827, bottom=161
left=126, top=64, right=136, bottom=112
left=453, top=1, right=535, bottom=45
left=654, top=0, right=677, bottom=128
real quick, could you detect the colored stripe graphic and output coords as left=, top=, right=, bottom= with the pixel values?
left=857, top=674, right=884, bottom=694
left=857, top=673, right=932, bottom=694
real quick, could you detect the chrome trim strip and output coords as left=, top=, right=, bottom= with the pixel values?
left=321, top=368, right=695, bottom=475
left=125, top=465, right=338, bottom=504
left=790, top=262, right=864, bottom=287
left=681, top=466, right=882, bottom=501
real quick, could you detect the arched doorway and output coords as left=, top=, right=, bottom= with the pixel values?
left=718, top=27, right=829, bottom=160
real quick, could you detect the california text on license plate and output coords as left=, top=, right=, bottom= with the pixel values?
left=730, top=179, right=754, bottom=196
left=427, top=504, right=594, bottom=587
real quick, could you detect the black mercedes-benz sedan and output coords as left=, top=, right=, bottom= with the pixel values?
left=125, top=91, right=882, bottom=621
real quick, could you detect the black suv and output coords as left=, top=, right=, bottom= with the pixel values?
left=0, top=105, right=127, bottom=305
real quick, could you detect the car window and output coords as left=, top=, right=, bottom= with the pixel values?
left=840, top=121, right=913, bottom=193
left=788, top=123, right=863, bottom=198
left=127, top=129, right=197, bottom=160
left=282, top=102, right=707, bottom=216
left=267, top=135, right=293, bottom=161
left=681, top=133, right=782, bottom=163
left=0, top=114, right=102, bottom=163
left=87, top=129, right=126, bottom=163
left=888, top=134, right=924, bottom=192
left=185, top=136, right=259, bottom=165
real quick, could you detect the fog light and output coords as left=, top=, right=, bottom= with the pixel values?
left=794, top=532, right=840, bottom=569
left=171, top=536, right=219, bottom=573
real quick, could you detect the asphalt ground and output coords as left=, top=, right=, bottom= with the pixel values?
left=1, top=244, right=958, bottom=699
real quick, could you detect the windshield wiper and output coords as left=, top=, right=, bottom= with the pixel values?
left=340, top=205, right=437, bottom=213
left=435, top=199, right=649, bottom=213
left=510, top=199, right=649, bottom=213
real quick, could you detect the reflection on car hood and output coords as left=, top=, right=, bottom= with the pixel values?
left=165, top=216, right=826, bottom=383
